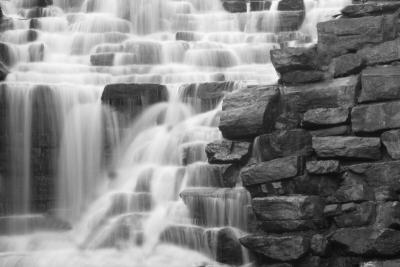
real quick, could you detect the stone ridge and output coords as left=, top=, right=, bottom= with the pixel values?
left=207, top=1, right=400, bottom=266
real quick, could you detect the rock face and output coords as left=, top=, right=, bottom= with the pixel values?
left=205, top=140, right=251, bottom=164
left=331, top=228, right=400, bottom=256
left=312, top=136, right=381, bottom=160
left=253, top=129, right=312, bottom=161
left=333, top=53, right=364, bottom=78
left=240, top=234, right=310, bottom=261
left=381, top=130, right=400, bottom=159
left=357, top=38, right=400, bottom=65
left=241, top=156, right=300, bottom=186
left=360, top=65, right=400, bottom=103
left=352, top=101, right=400, bottom=133
left=317, top=14, right=398, bottom=56
left=302, top=107, right=349, bottom=128
left=341, top=2, right=400, bottom=17
left=306, top=160, right=340, bottom=175
left=219, top=85, right=280, bottom=139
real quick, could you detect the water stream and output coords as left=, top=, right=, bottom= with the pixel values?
left=0, top=0, right=350, bottom=266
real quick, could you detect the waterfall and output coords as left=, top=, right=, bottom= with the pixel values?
left=0, top=0, right=351, bottom=266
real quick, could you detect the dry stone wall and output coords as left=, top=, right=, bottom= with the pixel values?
left=206, top=1, right=400, bottom=266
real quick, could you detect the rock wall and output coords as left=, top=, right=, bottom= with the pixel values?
left=206, top=1, right=400, bottom=266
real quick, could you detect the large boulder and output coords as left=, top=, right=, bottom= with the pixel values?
left=281, top=76, right=359, bottom=113
left=219, top=85, right=280, bottom=139
left=381, top=129, right=400, bottom=159
left=328, top=172, right=374, bottom=203
left=253, top=129, right=312, bottom=161
left=333, top=201, right=376, bottom=228
left=331, top=227, right=400, bottom=256
left=312, top=136, right=381, bottom=160
left=205, top=140, right=251, bottom=165
left=317, top=14, right=398, bottom=56
left=360, top=65, right=400, bottom=103
left=240, top=234, right=310, bottom=261
left=101, top=83, right=168, bottom=122
left=270, top=46, right=321, bottom=74
left=241, top=156, right=301, bottom=186
left=352, top=101, right=400, bottom=133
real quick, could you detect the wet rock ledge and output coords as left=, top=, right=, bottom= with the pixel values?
left=204, top=1, right=400, bottom=266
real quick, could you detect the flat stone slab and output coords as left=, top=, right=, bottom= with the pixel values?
left=306, top=160, right=340, bottom=175
left=381, top=129, right=400, bottom=159
left=360, top=65, right=400, bottom=103
left=303, top=107, right=349, bottom=128
left=312, top=136, right=381, bottom=160
left=352, top=101, right=400, bottom=133
left=241, top=156, right=300, bottom=186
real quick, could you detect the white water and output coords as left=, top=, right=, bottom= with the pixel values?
left=0, top=0, right=351, bottom=266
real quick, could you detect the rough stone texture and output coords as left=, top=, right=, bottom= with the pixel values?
left=281, top=76, right=359, bottom=113
left=333, top=53, right=364, bottom=78
left=362, top=260, right=400, bottom=267
left=280, top=70, right=325, bottom=84
left=312, top=136, right=381, bottom=160
left=219, top=85, right=280, bottom=139
left=241, top=156, right=300, bottom=186
left=360, top=65, right=400, bottom=103
left=270, top=47, right=321, bottom=74
left=306, top=160, right=340, bottom=175
left=252, top=195, right=324, bottom=221
left=357, top=38, right=400, bottom=65
left=253, top=129, right=312, bottom=162
left=328, top=172, right=374, bottom=203
left=277, top=11, right=305, bottom=32
left=303, top=107, right=349, bottom=128
left=333, top=201, right=376, bottom=228
left=101, top=83, right=168, bottom=123
left=331, top=227, right=400, bottom=256
left=345, top=161, right=400, bottom=190
left=317, top=14, right=398, bottom=56
left=311, top=234, right=328, bottom=256
left=240, top=234, right=310, bottom=261
left=205, top=140, right=251, bottom=164
left=375, top=202, right=400, bottom=229
left=342, top=2, right=400, bottom=17
left=352, top=101, right=400, bottom=133
left=381, top=129, right=400, bottom=159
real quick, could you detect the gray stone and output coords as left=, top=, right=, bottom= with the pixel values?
left=278, top=0, right=305, bottom=11
left=357, top=38, right=400, bottom=65
left=331, top=227, right=400, bottom=256
left=0, top=61, right=8, bottom=81
left=310, top=234, right=328, bottom=256
left=303, top=107, right=349, bottom=128
left=280, top=70, right=325, bottom=84
left=241, top=156, right=300, bottom=186
left=270, top=46, right=321, bottom=74
left=253, top=129, right=312, bottom=162
left=240, top=234, right=309, bottom=261
left=360, top=65, right=400, bottom=103
left=329, top=172, right=374, bottom=203
left=381, top=129, right=400, bottom=159
left=352, top=101, right=400, bottom=133
left=362, top=260, right=400, bottom=267
left=252, top=195, right=324, bottom=221
left=205, top=140, right=251, bottom=164
left=345, top=161, right=400, bottom=190
left=317, top=14, right=398, bottom=56
left=306, top=160, right=340, bottom=175
left=281, top=76, right=358, bottom=113
left=219, top=85, right=280, bottom=139
left=312, top=136, right=381, bottom=160
left=333, top=53, right=364, bottom=78
left=334, top=201, right=376, bottom=228
left=310, top=126, right=350, bottom=137
left=342, top=2, right=400, bottom=17
left=376, top=202, right=400, bottom=229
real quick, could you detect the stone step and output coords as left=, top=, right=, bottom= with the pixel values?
left=184, top=162, right=239, bottom=188
left=160, top=224, right=244, bottom=265
left=105, top=192, right=153, bottom=217
left=180, top=187, right=250, bottom=229
left=0, top=214, right=71, bottom=235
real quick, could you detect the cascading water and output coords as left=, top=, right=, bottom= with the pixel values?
left=0, top=0, right=351, bottom=266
